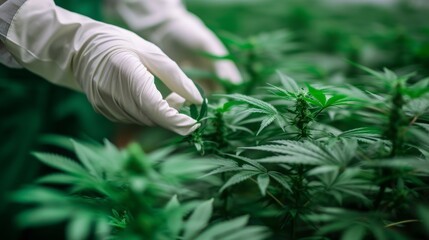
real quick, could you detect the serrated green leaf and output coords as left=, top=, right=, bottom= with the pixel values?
left=325, top=94, right=349, bottom=107
left=72, top=141, right=102, bottom=179
left=338, top=188, right=370, bottom=202
left=38, top=134, right=74, bottom=151
left=148, top=147, right=176, bottom=163
left=183, top=199, right=214, bottom=239
left=278, top=71, right=300, bottom=93
left=240, top=108, right=272, bottom=115
left=220, top=94, right=278, bottom=114
left=337, top=127, right=382, bottom=143
left=318, top=220, right=352, bottom=235
left=257, top=174, right=270, bottom=196
left=194, top=216, right=249, bottom=240
left=220, top=171, right=260, bottom=193
left=161, top=158, right=216, bottom=177
left=166, top=195, right=180, bottom=210
left=202, top=166, right=243, bottom=178
left=307, top=166, right=339, bottom=176
left=221, top=226, right=270, bottom=240
left=242, top=164, right=261, bottom=172
left=219, top=33, right=254, bottom=49
left=33, top=153, right=87, bottom=176
left=225, top=154, right=267, bottom=172
left=16, top=207, right=71, bottom=227
left=267, top=84, right=297, bottom=100
left=211, top=157, right=241, bottom=167
left=222, top=100, right=245, bottom=112
left=257, top=115, right=276, bottom=136
left=165, top=195, right=183, bottom=237
left=352, top=63, right=384, bottom=79
left=94, top=218, right=110, bottom=240
left=256, top=155, right=320, bottom=165
left=307, top=84, right=327, bottom=106
left=67, top=213, right=93, bottom=240
left=268, top=141, right=330, bottom=160
left=269, top=171, right=292, bottom=193
left=383, top=68, right=398, bottom=81
left=12, top=187, right=68, bottom=204
left=36, top=173, right=81, bottom=185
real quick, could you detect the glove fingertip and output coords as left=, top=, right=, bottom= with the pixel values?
left=191, top=91, right=204, bottom=105
left=214, top=61, right=243, bottom=84
left=173, top=121, right=201, bottom=136
left=184, top=80, right=204, bottom=105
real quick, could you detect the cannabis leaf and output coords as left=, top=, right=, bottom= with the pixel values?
left=219, top=94, right=283, bottom=135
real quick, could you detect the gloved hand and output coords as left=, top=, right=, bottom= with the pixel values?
left=110, top=0, right=242, bottom=85
left=1, top=0, right=203, bottom=135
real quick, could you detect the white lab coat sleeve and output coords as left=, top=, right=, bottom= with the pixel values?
left=0, top=0, right=25, bottom=68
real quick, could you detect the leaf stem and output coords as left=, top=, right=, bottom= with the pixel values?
left=384, top=219, right=419, bottom=228
left=250, top=178, right=285, bottom=208
left=408, top=115, right=418, bottom=126
left=313, top=107, right=326, bottom=119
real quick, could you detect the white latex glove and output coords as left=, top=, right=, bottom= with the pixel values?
left=2, top=0, right=203, bottom=135
left=110, top=0, right=243, bottom=85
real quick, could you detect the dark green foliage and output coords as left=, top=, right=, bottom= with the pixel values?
left=176, top=66, right=429, bottom=239
left=11, top=1, right=429, bottom=239
left=13, top=140, right=269, bottom=240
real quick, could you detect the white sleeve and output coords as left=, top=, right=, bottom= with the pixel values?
left=0, top=0, right=25, bottom=68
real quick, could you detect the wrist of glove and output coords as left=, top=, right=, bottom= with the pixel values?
left=3, top=0, right=203, bottom=135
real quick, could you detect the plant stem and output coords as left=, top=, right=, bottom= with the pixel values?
left=214, top=111, right=227, bottom=149
left=384, top=219, right=419, bottom=228
left=408, top=115, right=418, bottom=126
left=387, top=83, right=405, bottom=157
left=313, top=107, right=326, bottom=119
left=291, top=165, right=304, bottom=239
left=250, top=178, right=285, bottom=208
left=374, top=82, right=405, bottom=209
left=267, top=191, right=285, bottom=208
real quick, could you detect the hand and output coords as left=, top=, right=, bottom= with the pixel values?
left=109, top=0, right=243, bottom=86
left=2, top=0, right=203, bottom=135
left=151, top=14, right=243, bottom=85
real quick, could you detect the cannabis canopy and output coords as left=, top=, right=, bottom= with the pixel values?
left=5, top=0, right=429, bottom=239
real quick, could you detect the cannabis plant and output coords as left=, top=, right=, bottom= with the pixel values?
left=13, top=139, right=269, bottom=240
left=179, top=67, right=429, bottom=239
